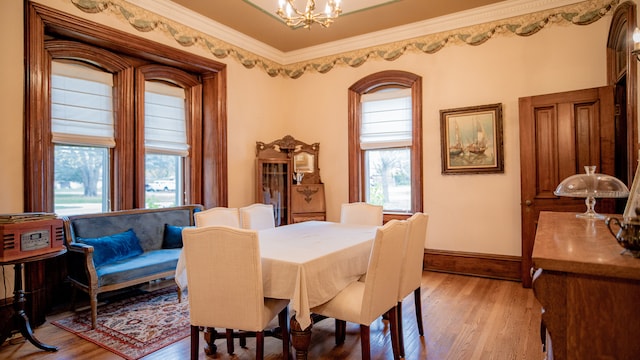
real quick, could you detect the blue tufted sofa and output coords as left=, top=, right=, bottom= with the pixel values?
left=63, top=205, right=202, bottom=329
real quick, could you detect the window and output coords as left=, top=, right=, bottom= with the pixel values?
left=51, top=61, right=114, bottom=215
left=25, top=3, right=227, bottom=213
left=361, top=88, right=413, bottom=212
left=348, top=71, right=423, bottom=219
left=144, top=81, right=188, bottom=208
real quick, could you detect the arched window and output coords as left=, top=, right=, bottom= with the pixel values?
left=50, top=58, right=118, bottom=214
left=136, top=65, right=202, bottom=209
left=25, top=3, right=227, bottom=213
left=348, top=71, right=423, bottom=220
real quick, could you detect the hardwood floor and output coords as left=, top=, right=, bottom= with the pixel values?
left=0, top=271, right=544, bottom=359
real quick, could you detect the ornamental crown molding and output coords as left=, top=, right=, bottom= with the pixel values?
left=68, top=0, right=618, bottom=78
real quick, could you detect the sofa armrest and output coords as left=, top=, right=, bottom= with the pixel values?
left=66, top=242, right=99, bottom=290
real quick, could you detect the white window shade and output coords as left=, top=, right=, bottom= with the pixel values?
left=360, top=88, right=412, bottom=150
left=145, top=81, right=189, bottom=156
left=51, top=61, right=115, bottom=147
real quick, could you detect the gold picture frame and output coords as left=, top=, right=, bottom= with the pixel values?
left=440, top=103, right=504, bottom=175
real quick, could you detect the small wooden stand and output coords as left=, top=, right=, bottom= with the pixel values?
left=0, top=249, right=66, bottom=352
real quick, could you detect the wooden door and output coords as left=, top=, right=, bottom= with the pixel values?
left=519, top=86, right=615, bottom=287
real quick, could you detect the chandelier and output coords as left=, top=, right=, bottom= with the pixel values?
left=277, top=0, right=342, bottom=29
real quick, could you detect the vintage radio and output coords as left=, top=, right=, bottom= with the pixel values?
left=0, top=216, right=65, bottom=262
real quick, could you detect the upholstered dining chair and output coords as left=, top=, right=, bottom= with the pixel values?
left=177, top=207, right=240, bottom=300
left=182, top=226, right=290, bottom=360
left=194, top=206, right=240, bottom=228
left=310, top=219, right=408, bottom=360
left=239, top=203, right=276, bottom=230
left=187, top=206, right=243, bottom=350
left=397, top=212, right=429, bottom=357
left=340, top=202, right=383, bottom=226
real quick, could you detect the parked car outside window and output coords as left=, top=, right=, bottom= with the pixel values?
left=147, top=179, right=175, bottom=192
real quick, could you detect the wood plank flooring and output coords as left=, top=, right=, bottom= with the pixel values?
left=0, top=271, right=544, bottom=359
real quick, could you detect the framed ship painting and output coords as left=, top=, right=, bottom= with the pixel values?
left=440, top=103, right=504, bottom=175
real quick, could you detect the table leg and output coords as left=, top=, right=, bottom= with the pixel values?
left=290, top=315, right=312, bottom=360
left=203, top=327, right=218, bottom=355
left=12, top=263, right=57, bottom=352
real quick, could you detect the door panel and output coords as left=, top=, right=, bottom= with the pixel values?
left=519, top=86, right=615, bottom=288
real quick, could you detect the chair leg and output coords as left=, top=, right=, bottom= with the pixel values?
left=190, top=325, right=199, bottom=360
left=388, top=307, right=401, bottom=360
left=225, top=329, right=234, bottom=354
left=177, top=286, right=182, bottom=303
left=359, top=325, right=371, bottom=360
left=90, top=293, right=98, bottom=329
left=397, top=301, right=405, bottom=358
left=240, top=331, right=247, bottom=347
left=335, top=319, right=346, bottom=345
left=256, top=331, right=264, bottom=360
left=278, top=307, right=290, bottom=360
left=69, top=286, right=77, bottom=312
left=414, top=287, right=424, bottom=336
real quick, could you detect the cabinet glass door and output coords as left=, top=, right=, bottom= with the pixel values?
left=258, top=160, right=290, bottom=226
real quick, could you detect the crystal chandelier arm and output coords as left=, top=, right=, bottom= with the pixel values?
left=276, top=0, right=311, bottom=17
left=277, top=0, right=309, bottom=27
left=305, top=0, right=316, bottom=14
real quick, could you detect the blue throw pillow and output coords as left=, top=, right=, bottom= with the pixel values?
left=163, top=224, right=187, bottom=249
left=77, top=229, right=144, bottom=267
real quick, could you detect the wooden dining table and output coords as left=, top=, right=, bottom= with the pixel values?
left=176, top=220, right=378, bottom=359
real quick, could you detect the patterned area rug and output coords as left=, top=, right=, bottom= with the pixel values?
left=52, top=287, right=190, bottom=360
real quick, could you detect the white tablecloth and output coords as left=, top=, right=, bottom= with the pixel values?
left=175, top=221, right=377, bottom=330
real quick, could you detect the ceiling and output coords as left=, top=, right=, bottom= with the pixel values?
left=169, top=0, right=507, bottom=52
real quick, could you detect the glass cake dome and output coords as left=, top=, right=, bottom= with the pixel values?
left=554, top=166, right=629, bottom=219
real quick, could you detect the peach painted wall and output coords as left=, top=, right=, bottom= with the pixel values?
left=0, top=0, right=26, bottom=298
left=0, top=0, right=25, bottom=215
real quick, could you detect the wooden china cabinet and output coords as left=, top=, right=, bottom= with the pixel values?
left=255, top=135, right=326, bottom=225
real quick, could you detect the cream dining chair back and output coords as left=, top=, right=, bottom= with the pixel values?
left=186, top=206, right=242, bottom=351
left=340, top=202, right=383, bottom=226
left=182, top=226, right=290, bottom=360
left=397, top=212, right=429, bottom=357
left=240, top=203, right=276, bottom=230
left=176, top=206, right=240, bottom=300
left=311, top=219, right=408, bottom=360
left=194, top=207, right=240, bottom=228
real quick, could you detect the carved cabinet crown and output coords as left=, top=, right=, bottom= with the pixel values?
left=256, top=135, right=321, bottom=184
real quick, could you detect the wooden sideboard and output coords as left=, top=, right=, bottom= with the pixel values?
left=532, top=211, right=640, bottom=360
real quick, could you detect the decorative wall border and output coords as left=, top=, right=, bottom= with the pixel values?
left=68, top=0, right=619, bottom=79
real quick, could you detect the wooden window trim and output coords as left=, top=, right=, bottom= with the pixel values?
left=46, top=40, right=135, bottom=211
left=25, top=2, right=227, bottom=211
left=348, top=70, right=423, bottom=221
left=135, top=65, right=202, bottom=207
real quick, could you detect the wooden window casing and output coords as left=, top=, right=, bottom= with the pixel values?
left=348, top=70, right=423, bottom=222
left=136, top=65, right=202, bottom=207
left=25, top=2, right=227, bottom=211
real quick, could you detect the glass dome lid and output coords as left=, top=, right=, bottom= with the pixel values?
left=554, top=173, right=630, bottom=198
left=554, top=166, right=629, bottom=219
